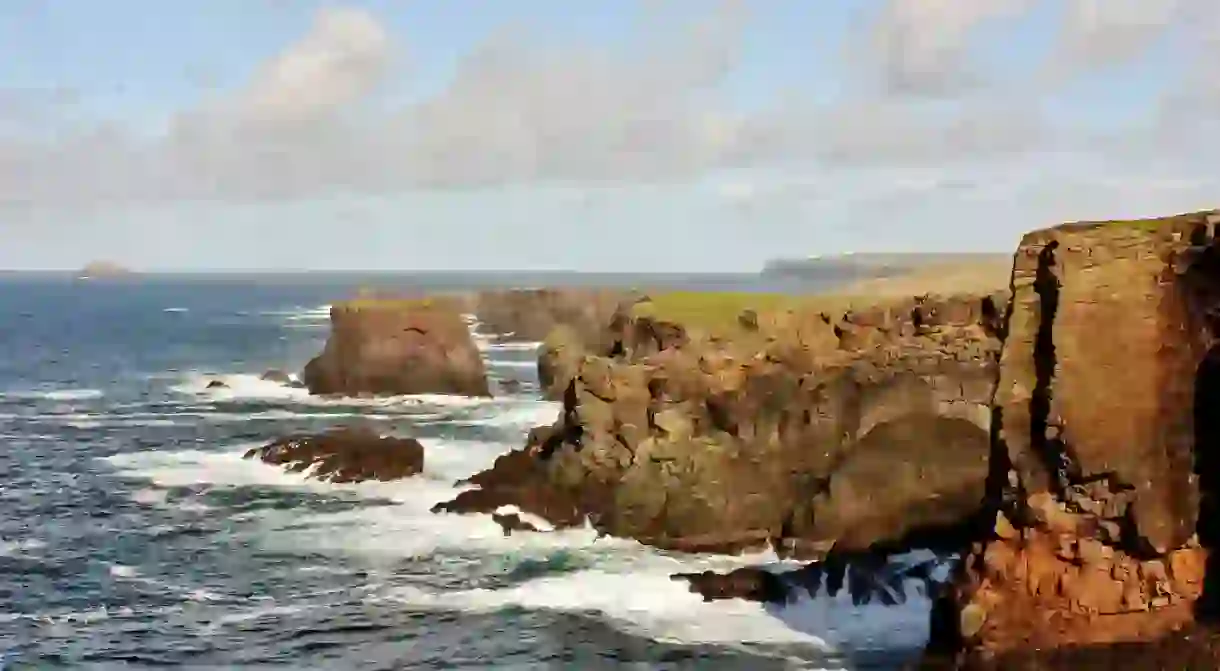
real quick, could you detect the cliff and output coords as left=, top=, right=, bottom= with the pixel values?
left=930, top=209, right=1220, bottom=661
left=473, top=288, right=633, bottom=343
left=437, top=285, right=1010, bottom=555
left=302, top=298, right=490, bottom=397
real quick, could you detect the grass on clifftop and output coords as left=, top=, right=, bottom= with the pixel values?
left=635, top=291, right=870, bottom=336
left=1067, top=209, right=1219, bottom=233
left=635, top=291, right=808, bottom=330
left=337, top=292, right=453, bottom=311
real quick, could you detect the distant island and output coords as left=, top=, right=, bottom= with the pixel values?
left=78, top=261, right=134, bottom=279
left=759, top=252, right=1011, bottom=281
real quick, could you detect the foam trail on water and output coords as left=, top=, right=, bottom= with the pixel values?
left=168, top=372, right=500, bottom=412
left=376, top=567, right=834, bottom=651
left=0, top=388, right=104, bottom=402
left=481, top=341, right=543, bottom=353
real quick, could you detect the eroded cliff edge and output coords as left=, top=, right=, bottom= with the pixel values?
left=437, top=285, right=1010, bottom=556
left=929, top=209, right=1220, bottom=664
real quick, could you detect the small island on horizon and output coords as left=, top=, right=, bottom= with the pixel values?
left=78, top=261, right=134, bottom=279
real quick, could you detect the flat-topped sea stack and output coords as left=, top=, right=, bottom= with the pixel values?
left=926, top=209, right=1220, bottom=666
left=302, top=297, right=490, bottom=398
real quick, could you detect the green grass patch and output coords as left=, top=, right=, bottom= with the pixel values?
left=1068, top=209, right=1217, bottom=233
left=633, top=291, right=809, bottom=332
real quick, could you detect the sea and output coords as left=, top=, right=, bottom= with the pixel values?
left=0, top=272, right=940, bottom=670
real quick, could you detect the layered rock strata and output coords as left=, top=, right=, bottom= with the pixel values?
left=302, top=298, right=490, bottom=397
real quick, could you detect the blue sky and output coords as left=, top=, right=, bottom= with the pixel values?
left=3, top=0, right=1218, bottom=271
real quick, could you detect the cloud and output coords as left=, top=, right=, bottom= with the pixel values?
left=236, top=7, right=390, bottom=125
left=1051, top=0, right=1183, bottom=72
left=860, top=0, right=1036, bottom=97
left=0, top=0, right=1215, bottom=217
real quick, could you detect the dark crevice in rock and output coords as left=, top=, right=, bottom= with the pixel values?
left=1194, top=344, right=1220, bottom=619
left=1030, top=240, right=1080, bottom=495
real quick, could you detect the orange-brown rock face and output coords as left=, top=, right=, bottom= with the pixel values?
left=302, top=299, right=491, bottom=397
left=937, top=209, right=1220, bottom=662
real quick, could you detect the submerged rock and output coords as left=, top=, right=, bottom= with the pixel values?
left=302, top=298, right=490, bottom=398
left=243, top=427, right=424, bottom=483
left=260, top=369, right=293, bottom=385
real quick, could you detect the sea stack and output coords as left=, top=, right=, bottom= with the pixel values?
left=302, top=297, right=491, bottom=398
left=929, top=210, right=1220, bottom=662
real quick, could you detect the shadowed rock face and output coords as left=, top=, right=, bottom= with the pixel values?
left=436, top=291, right=1005, bottom=556
left=243, top=427, right=425, bottom=483
left=932, top=210, right=1220, bottom=661
left=302, top=299, right=490, bottom=397
left=473, top=288, right=632, bottom=344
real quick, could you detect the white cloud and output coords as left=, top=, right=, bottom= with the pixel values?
left=861, top=0, right=1036, bottom=97
left=0, top=0, right=1217, bottom=222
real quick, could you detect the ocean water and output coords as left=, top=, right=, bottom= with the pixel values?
left=0, top=274, right=937, bottom=670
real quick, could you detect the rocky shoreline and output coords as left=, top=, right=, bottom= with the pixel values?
left=242, top=208, right=1220, bottom=668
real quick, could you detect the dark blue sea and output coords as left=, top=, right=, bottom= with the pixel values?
left=0, top=273, right=936, bottom=670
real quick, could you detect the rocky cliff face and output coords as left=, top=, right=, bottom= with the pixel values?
left=302, top=299, right=490, bottom=397
left=437, top=289, right=1008, bottom=555
left=473, top=288, right=632, bottom=343
left=933, top=210, right=1220, bottom=660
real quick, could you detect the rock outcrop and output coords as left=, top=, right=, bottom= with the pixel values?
left=473, top=288, right=631, bottom=344
left=243, top=427, right=425, bottom=483
left=302, top=298, right=490, bottom=398
left=435, top=289, right=1008, bottom=556
left=929, top=210, right=1220, bottom=663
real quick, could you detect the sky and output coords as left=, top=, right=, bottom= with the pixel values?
left=3, top=0, right=1220, bottom=272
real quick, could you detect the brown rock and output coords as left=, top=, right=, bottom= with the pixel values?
left=243, top=427, right=424, bottom=483
left=302, top=298, right=490, bottom=397
left=473, top=288, right=631, bottom=344
left=260, top=369, right=293, bottom=385
left=436, top=292, right=1003, bottom=555
left=931, top=209, right=1220, bottom=660
left=673, top=567, right=787, bottom=603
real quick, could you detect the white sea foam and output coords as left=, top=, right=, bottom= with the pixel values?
left=163, top=307, right=189, bottom=313
left=276, top=304, right=332, bottom=322
left=482, top=341, right=543, bottom=352
left=489, top=359, right=538, bottom=370
left=0, top=387, right=104, bottom=402
left=96, top=394, right=918, bottom=662
left=168, top=372, right=503, bottom=413
left=377, top=568, right=832, bottom=650
left=459, top=401, right=561, bottom=429
left=0, top=537, right=46, bottom=556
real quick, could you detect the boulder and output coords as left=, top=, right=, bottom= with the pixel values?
left=206, top=379, right=228, bottom=389
left=243, top=426, right=424, bottom=483
left=302, top=298, right=490, bottom=397
left=260, top=369, right=293, bottom=385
